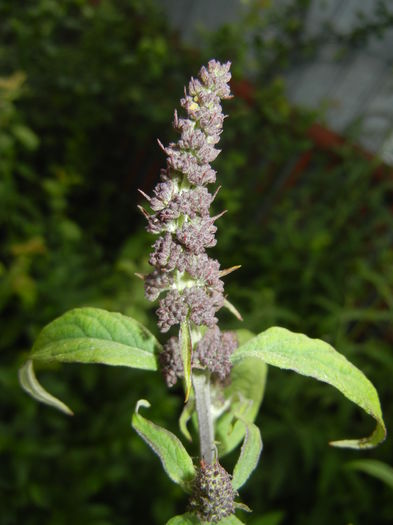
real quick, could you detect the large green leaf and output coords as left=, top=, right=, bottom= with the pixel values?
left=232, top=327, right=386, bottom=448
left=216, top=330, right=267, bottom=457
left=30, top=307, right=160, bottom=368
left=132, top=400, right=196, bottom=491
left=19, top=307, right=161, bottom=413
left=166, top=513, right=244, bottom=524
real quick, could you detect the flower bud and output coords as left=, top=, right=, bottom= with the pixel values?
left=188, top=460, right=237, bottom=523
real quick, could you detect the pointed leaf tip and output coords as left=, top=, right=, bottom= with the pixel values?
left=18, top=360, right=73, bottom=416
left=135, top=399, right=151, bottom=413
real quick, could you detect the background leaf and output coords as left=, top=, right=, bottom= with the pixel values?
left=232, top=420, right=263, bottom=490
left=232, top=327, right=386, bottom=448
left=132, top=400, right=196, bottom=491
left=346, top=459, right=393, bottom=490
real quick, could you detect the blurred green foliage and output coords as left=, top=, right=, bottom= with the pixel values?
left=206, top=3, right=393, bottom=524
left=1, top=0, right=393, bottom=524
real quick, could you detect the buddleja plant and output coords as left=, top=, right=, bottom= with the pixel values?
left=19, top=60, right=386, bottom=524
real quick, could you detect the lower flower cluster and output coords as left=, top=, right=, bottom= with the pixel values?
left=159, top=327, right=238, bottom=387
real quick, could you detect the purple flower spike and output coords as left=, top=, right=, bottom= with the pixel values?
left=140, top=60, right=237, bottom=382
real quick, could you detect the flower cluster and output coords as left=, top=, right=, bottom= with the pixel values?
left=159, top=329, right=238, bottom=388
left=140, top=60, right=236, bottom=381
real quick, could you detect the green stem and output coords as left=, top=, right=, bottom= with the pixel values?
left=192, top=369, right=214, bottom=464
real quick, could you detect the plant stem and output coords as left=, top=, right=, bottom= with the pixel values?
left=192, top=370, right=214, bottom=464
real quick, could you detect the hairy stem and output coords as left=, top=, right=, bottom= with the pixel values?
left=192, top=370, right=214, bottom=464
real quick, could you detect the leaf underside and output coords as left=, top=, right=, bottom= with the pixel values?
left=232, top=419, right=263, bottom=490
left=18, top=360, right=73, bottom=415
left=232, top=326, right=386, bottom=448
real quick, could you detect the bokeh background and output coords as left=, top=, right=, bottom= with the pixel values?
left=1, top=0, right=393, bottom=524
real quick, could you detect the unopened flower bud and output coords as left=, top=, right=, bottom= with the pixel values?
left=176, top=218, right=217, bottom=253
left=189, top=460, right=237, bottom=523
left=159, top=337, right=183, bottom=387
left=156, top=290, right=188, bottom=332
left=195, top=327, right=237, bottom=380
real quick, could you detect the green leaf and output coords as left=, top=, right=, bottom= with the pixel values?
left=132, top=400, right=196, bottom=491
left=216, top=330, right=267, bottom=457
left=346, top=459, right=393, bottom=489
left=232, top=420, right=263, bottom=490
left=166, top=513, right=244, bottom=524
left=232, top=327, right=386, bottom=449
left=19, top=307, right=161, bottom=413
left=180, top=320, right=192, bottom=402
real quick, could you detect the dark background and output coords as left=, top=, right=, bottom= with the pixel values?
left=1, top=1, right=393, bottom=524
